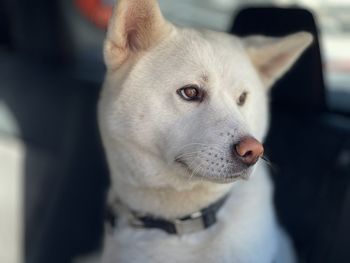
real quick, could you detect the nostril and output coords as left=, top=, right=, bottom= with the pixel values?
left=242, top=150, right=253, bottom=158
left=234, top=144, right=253, bottom=158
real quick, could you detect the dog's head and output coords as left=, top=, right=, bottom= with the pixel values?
left=99, top=0, right=312, bottom=187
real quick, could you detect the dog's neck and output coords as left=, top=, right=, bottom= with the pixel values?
left=109, top=180, right=234, bottom=219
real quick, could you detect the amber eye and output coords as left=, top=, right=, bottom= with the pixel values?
left=177, top=85, right=204, bottom=102
left=237, top=91, right=248, bottom=106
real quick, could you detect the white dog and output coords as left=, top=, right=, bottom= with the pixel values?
left=96, top=0, right=313, bottom=262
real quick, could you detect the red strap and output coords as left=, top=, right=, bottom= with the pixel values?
left=75, top=0, right=112, bottom=29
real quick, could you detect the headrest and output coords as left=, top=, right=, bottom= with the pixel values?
left=231, top=7, right=326, bottom=114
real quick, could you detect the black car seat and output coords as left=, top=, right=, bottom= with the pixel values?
left=0, top=0, right=108, bottom=262
left=232, top=7, right=350, bottom=263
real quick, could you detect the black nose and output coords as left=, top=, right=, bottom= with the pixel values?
left=233, top=137, right=264, bottom=166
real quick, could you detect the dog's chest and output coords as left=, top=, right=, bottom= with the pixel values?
left=102, top=225, right=277, bottom=263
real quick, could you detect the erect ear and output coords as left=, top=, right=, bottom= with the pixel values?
left=243, top=32, right=313, bottom=88
left=104, top=0, right=172, bottom=69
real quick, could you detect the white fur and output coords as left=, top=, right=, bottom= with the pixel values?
left=91, top=0, right=313, bottom=262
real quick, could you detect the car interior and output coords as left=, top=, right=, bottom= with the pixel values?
left=0, top=0, right=350, bottom=262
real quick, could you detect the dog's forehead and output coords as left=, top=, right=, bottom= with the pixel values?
left=143, top=28, right=257, bottom=89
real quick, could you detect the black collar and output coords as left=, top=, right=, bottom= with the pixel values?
left=106, top=194, right=228, bottom=235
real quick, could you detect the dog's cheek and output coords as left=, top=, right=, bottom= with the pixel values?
left=161, top=114, right=202, bottom=163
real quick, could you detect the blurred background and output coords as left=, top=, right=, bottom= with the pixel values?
left=0, top=0, right=350, bottom=262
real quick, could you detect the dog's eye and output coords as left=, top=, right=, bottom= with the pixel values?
left=237, top=92, right=248, bottom=106
left=177, top=85, right=204, bottom=102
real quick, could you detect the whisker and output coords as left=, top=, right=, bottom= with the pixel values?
left=175, top=142, right=223, bottom=154
left=175, top=151, right=203, bottom=160
left=260, top=155, right=278, bottom=171
left=188, top=160, right=204, bottom=182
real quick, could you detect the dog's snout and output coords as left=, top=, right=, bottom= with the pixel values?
left=234, top=137, right=264, bottom=166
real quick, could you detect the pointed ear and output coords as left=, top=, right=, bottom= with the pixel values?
left=243, top=32, right=313, bottom=88
left=104, top=0, right=172, bottom=69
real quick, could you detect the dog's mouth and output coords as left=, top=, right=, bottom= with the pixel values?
left=175, top=157, right=251, bottom=183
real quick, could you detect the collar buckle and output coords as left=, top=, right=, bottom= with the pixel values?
left=174, top=215, right=205, bottom=235
left=129, top=216, right=145, bottom=228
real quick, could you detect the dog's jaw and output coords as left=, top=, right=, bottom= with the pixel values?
left=100, top=136, right=235, bottom=218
